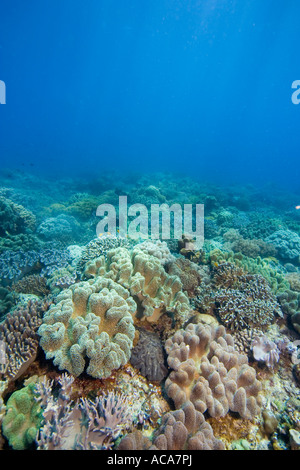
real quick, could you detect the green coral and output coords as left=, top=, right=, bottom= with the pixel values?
left=2, top=382, right=42, bottom=449
left=208, top=249, right=289, bottom=295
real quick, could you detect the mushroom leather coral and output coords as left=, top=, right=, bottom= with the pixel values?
left=38, top=277, right=136, bottom=378
left=165, top=323, right=262, bottom=420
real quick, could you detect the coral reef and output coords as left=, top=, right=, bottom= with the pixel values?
left=0, top=170, right=299, bottom=451
left=165, top=323, right=262, bottom=419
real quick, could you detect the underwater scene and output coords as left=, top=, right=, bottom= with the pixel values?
left=0, top=0, right=300, bottom=456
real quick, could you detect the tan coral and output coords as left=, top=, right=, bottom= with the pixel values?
left=38, top=278, right=136, bottom=378
left=165, top=323, right=262, bottom=420
left=83, top=247, right=191, bottom=325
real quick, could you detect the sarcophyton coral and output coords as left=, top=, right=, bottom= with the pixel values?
left=83, top=247, right=190, bottom=324
left=2, top=381, right=42, bottom=450
left=165, top=323, right=262, bottom=420
left=118, top=401, right=224, bottom=450
left=38, top=277, right=136, bottom=378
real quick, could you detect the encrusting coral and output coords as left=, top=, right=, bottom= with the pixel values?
left=164, top=323, right=262, bottom=420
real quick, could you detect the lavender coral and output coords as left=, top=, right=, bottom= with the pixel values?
left=118, top=401, right=224, bottom=450
left=35, top=374, right=132, bottom=450
left=165, top=323, right=262, bottom=420
left=251, top=335, right=280, bottom=369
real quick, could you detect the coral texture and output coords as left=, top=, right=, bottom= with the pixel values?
left=2, top=381, right=42, bottom=449
left=38, top=277, right=136, bottom=378
left=214, top=269, right=282, bottom=331
left=0, top=300, right=47, bottom=381
left=130, top=328, right=168, bottom=382
left=251, top=335, right=280, bottom=368
left=266, top=229, right=300, bottom=263
left=165, top=323, right=262, bottom=419
left=84, top=247, right=190, bottom=324
left=118, top=401, right=224, bottom=450
left=35, top=374, right=132, bottom=450
left=0, top=196, right=36, bottom=236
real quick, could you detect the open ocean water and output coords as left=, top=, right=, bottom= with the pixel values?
left=0, top=0, right=299, bottom=456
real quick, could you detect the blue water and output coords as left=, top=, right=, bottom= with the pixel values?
left=0, top=0, right=300, bottom=188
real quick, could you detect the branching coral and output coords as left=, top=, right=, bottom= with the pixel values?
left=0, top=300, right=49, bottom=381
left=35, top=374, right=132, bottom=450
left=164, top=323, right=262, bottom=420
left=213, top=267, right=282, bottom=331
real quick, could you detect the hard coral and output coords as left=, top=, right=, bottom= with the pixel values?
left=165, top=323, right=262, bottom=420
left=0, top=196, right=36, bottom=236
left=0, top=300, right=48, bottom=381
left=214, top=271, right=282, bottom=331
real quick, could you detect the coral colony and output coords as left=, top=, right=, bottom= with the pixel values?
left=0, top=172, right=300, bottom=451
